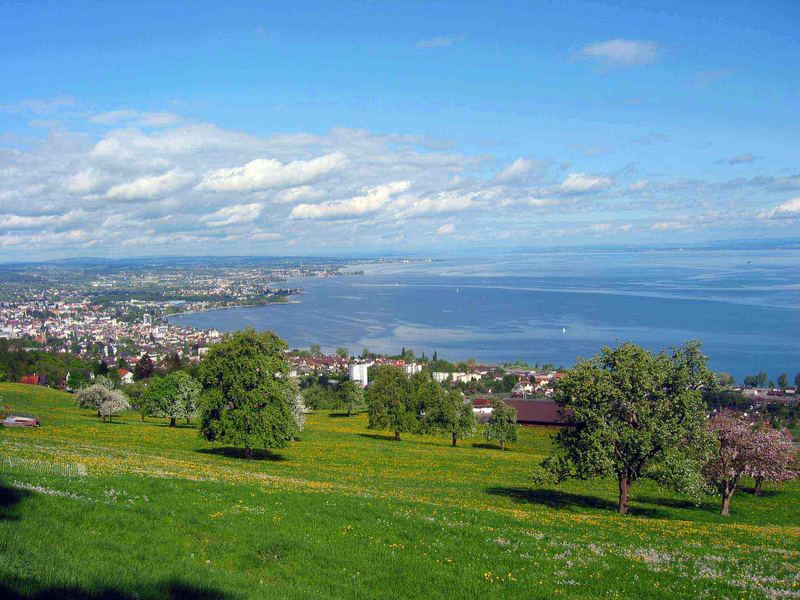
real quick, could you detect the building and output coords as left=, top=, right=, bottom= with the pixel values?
left=403, top=363, right=422, bottom=376
left=348, top=362, right=371, bottom=387
left=142, top=313, right=152, bottom=326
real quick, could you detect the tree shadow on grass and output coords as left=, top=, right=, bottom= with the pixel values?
left=328, top=412, right=359, bottom=418
left=0, top=481, right=30, bottom=521
left=356, top=432, right=399, bottom=442
left=0, top=577, right=233, bottom=599
left=470, top=442, right=506, bottom=451
left=195, top=447, right=287, bottom=461
left=485, top=486, right=666, bottom=518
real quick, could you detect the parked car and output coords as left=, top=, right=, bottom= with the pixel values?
left=2, top=415, right=40, bottom=427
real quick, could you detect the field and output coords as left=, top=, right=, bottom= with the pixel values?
left=0, top=383, right=798, bottom=599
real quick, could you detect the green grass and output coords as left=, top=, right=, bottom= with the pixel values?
left=0, top=383, right=798, bottom=599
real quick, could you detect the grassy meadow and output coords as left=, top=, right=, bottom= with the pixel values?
left=0, top=382, right=798, bottom=599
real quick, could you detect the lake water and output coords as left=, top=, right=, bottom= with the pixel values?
left=169, top=248, right=800, bottom=380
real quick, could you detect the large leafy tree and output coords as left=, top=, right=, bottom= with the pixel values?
left=197, top=329, right=299, bottom=458
left=366, top=365, right=415, bottom=440
left=434, top=389, right=476, bottom=446
left=408, top=370, right=446, bottom=433
left=540, top=341, right=714, bottom=515
left=485, top=399, right=517, bottom=450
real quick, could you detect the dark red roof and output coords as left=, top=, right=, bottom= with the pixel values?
left=506, top=400, right=568, bottom=425
left=20, top=375, right=39, bottom=385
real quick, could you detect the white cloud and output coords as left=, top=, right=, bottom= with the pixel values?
left=578, top=39, right=659, bottom=67
left=105, top=170, right=195, bottom=201
left=201, top=203, right=263, bottom=227
left=0, top=96, right=76, bottom=115
left=436, top=223, right=455, bottom=235
left=63, top=169, right=107, bottom=194
left=651, top=220, right=690, bottom=231
left=494, top=158, right=539, bottom=184
left=271, top=186, right=325, bottom=204
left=91, top=110, right=181, bottom=127
left=560, top=173, right=612, bottom=193
left=758, top=197, right=800, bottom=220
left=590, top=223, right=611, bottom=233
left=290, top=181, right=410, bottom=220
left=197, top=152, right=348, bottom=192
left=392, top=191, right=476, bottom=217
left=628, top=179, right=649, bottom=192
left=251, top=232, right=282, bottom=241
left=416, top=35, right=462, bottom=49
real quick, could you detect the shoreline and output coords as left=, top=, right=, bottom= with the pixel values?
left=167, top=299, right=301, bottom=321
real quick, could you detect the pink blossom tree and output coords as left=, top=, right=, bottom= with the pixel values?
left=746, top=421, right=798, bottom=496
left=704, top=410, right=799, bottom=515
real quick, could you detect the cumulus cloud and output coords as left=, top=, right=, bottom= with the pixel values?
left=392, top=191, right=476, bottom=217
left=105, top=170, right=195, bottom=201
left=271, top=185, right=325, bottom=204
left=651, top=220, right=690, bottom=231
left=758, top=197, right=800, bottom=220
left=290, top=181, right=410, bottom=220
left=494, top=158, right=539, bottom=184
left=200, top=203, right=263, bottom=227
left=578, top=39, right=659, bottom=67
left=197, top=152, right=348, bottom=192
left=559, top=173, right=612, bottom=194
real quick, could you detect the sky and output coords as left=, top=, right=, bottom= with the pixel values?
left=0, top=0, right=798, bottom=259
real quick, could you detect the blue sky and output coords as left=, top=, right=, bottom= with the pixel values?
left=0, top=1, right=798, bottom=258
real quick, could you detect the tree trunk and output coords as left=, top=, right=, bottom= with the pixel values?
left=244, top=447, right=254, bottom=460
left=452, top=433, right=457, bottom=447
left=753, top=477, right=764, bottom=496
left=618, top=473, right=630, bottom=515
left=186, top=417, right=190, bottom=424
left=348, top=406, right=352, bottom=417
left=721, top=489, right=732, bottom=516
left=394, top=429, right=401, bottom=441
left=501, top=440, right=505, bottom=451
left=169, top=417, right=176, bottom=427
left=140, top=414, right=145, bottom=422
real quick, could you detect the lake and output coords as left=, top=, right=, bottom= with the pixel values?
left=169, top=247, right=800, bottom=380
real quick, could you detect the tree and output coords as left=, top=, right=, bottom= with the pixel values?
left=777, top=373, right=789, bottom=389
left=99, top=390, right=130, bottom=423
left=145, top=371, right=201, bottom=426
left=197, top=329, right=299, bottom=458
left=795, top=372, right=800, bottom=389
left=366, top=365, right=415, bottom=440
left=717, top=372, right=736, bottom=387
left=309, top=343, right=321, bottom=356
left=485, top=399, right=517, bottom=450
left=434, top=389, right=476, bottom=446
left=408, top=370, right=445, bottom=432
left=746, top=421, right=798, bottom=497
left=75, top=383, right=111, bottom=414
left=335, top=347, right=349, bottom=359
left=743, top=371, right=768, bottom=388
left=538, top=341, right=714, bottom=515
left=124, top=380, right=152, bottom=421
left=172, top=371, right=201, bottom=424
left=338, top=380, right=365, bottom=416
left=133, top=353, right=154, bottom=380
left=75, top=383, right=129, bottom=422
left=302, top=384, right=337, bottom=410
left=144, top=376, right=180, bottom=426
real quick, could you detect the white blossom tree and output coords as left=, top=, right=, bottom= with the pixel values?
left=98, top=390, right=130, bottom=423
